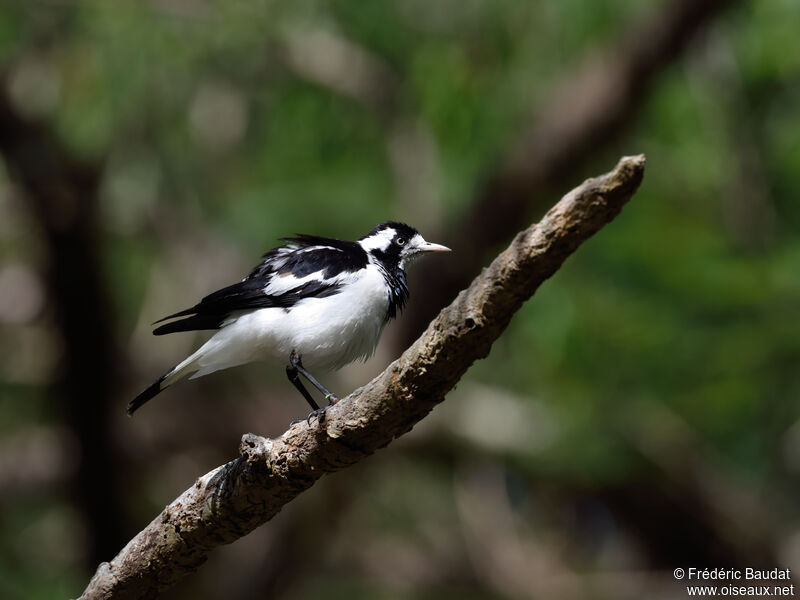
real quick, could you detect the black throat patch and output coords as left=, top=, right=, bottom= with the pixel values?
left=370, top=249, right=410, bottom=320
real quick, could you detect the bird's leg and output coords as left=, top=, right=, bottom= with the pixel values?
left=287, top=352, right=339, bottom=425
left=287, top=365, right=326, bottom=426
left=289, top=352, right=339, bottom=405
left=286, top=364, right=320, bottom=411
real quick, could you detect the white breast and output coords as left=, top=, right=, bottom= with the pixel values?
left=213, top=264, right=388, bottom=371
left=181, top=264, right=391, bottom=378
left=281, top=265, right=390, bottom=369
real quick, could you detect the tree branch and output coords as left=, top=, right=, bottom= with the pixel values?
left=79, top=155, right=646, bottom=600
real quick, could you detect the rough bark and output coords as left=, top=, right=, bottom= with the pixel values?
left=79, top=155, right=646, bottom=599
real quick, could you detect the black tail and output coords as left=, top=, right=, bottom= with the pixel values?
left=127, top=371, right=170, bottom=415
left=153, top=313, right=222, bottom=336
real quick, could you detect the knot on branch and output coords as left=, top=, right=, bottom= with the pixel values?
left=240, top=432, right=272, bottom=459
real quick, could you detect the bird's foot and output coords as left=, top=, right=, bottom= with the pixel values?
left=290, top=406, right=328, bottom=427
left=305, top=406, right=328, bottom=424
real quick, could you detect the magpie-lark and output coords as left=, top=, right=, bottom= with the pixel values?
left=127, top=222, right=450, bottom=420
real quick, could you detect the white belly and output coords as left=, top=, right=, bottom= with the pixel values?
left=268, top=266, right=390, bottom=369
left=188, top=266, right=390, bottom=376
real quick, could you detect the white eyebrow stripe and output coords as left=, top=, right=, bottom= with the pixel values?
left=359, top=228, right=395, bottom=252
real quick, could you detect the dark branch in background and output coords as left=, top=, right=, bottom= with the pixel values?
left=0, top=86, right=129, bottom=568
left=79, top=154, right=645, bottom=600
left=403, top=0, right=738, bottom=343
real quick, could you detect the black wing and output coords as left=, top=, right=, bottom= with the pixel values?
left=152, top=278, right=344, bottom=335
left=246, top=234, right=367, bottom=280
left=152, top=236, right=367, bottom=336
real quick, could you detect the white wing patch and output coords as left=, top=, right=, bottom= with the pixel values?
left=300, top=245, right=342, bottom=253
left=263, top=270, right=325, bottom=295
left=263, top=268, right=360, bottom=297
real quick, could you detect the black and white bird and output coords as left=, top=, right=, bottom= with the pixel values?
left=127, top=222, right=450, bottom=420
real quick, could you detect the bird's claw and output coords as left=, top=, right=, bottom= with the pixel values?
left=290, top=406, right=328, bottom=427
left=305, top=406, right=328, bottom=424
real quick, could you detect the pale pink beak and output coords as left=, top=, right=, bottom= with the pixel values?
left=416, top=240, right=451, bottom=253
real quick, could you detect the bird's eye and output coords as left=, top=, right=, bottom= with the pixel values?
left=396, top=237, right=407, bottom=246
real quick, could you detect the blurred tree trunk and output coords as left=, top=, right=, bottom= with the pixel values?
left=0, top=88, right=130, bottom=569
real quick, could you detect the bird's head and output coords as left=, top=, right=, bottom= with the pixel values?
left=359, top=222, right=450, bottom=270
